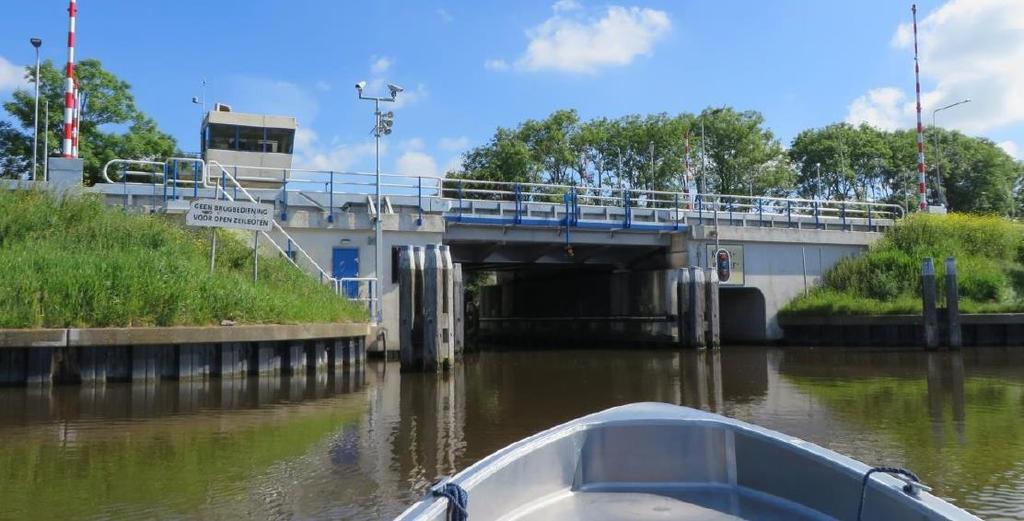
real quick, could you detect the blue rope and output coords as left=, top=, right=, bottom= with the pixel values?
left=857, top=466, right=922, bottom=521
left=431, top=480, right=469, bottom=521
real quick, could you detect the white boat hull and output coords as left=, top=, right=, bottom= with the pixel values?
left=396, top=402, right=980, bottom=520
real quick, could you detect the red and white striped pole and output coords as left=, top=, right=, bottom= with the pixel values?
left=72, top=81, right=80, bottom=157
left=912, top=4, right=927, bottom=211
left=62, top=0, right=77, bottom=158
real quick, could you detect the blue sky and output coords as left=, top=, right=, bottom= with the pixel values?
left=1, top=0, right=1022, bottom=175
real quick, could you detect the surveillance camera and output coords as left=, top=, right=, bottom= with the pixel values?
left=355, top=81, right=367, bottom=91
left=387, top=83, right=405, bottom=97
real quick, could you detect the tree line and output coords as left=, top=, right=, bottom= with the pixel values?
left=449, top=108, right=1023, bottom=215
left=0, top=59, right=178, bottom=184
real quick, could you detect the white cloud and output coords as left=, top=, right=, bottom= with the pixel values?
left=437, top=8, right=454, bottom=23
left=847, top=0, right=1024, bottom=133
left=370, top=56, right=393, bottom=75
left=552, top=0, right=582, bottom=12
left=846, top=87, right=909, bottom=131
left=314, top=80, right=331, bottom=92
left=484, top=59, right=510, bottom=71
left=295, top=139, right=382, bottom=172
left=438, top=136, right=471, bottom=151
left=396, top=150, right=438, bottom=177
left=0, top=55, right=27, bottom=91
left=998, top=140, right=1020, bottom=158
left=499, top=4, right=671, bottom=74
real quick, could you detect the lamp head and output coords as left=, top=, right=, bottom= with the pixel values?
left=30, top=38, right=42, bottom=48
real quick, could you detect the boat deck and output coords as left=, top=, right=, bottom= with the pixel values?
left=503, top=487, right=830, bottom=521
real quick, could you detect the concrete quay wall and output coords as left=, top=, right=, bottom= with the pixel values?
left=0, top=323, right=371, bottom=386
left=780, top=314, right=1024, bottom=347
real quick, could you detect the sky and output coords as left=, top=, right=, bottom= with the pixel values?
left=1, top=0, right=1023, bottom=175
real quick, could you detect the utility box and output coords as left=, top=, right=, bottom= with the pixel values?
left=47, top=157, right=84, bottom=192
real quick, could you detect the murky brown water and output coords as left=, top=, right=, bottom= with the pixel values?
left=0, top=347, right=1022, bottom=520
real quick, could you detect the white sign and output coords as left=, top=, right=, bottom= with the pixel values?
left=186, top=199, right=273, bottom=232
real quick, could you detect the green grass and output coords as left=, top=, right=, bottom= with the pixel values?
left=0, top=189, right=366, bottom=328
left=783, top=213, right=1024, bottom=315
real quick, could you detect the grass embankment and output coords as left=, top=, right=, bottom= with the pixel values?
left=783, top=213, right=1024, bottom=315
left=0, top=189, right=366, bottom=328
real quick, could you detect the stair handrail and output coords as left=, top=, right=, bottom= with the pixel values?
left=206, top=161, right=336, bottom=286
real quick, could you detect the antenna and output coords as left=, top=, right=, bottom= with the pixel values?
left=913, top=4, right=926, bottom=211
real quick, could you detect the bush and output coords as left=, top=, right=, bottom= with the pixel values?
left=783, top=213, right=1024, bottom=315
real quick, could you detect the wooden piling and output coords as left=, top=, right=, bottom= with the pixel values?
left=688, top=266, right=706, bottom=349
left=706, top=268, right=721, bottom=349
left=26, top=347, right=54, bottom=386
left=399, top=245, right=420, bottom=370
left=423, top=245, right=444, bottom=371
left=922, top=257, right=939, bottom=349
left=676, top=268, right=690, bottom=347
left=453, top=263, right=465, bottom=355
left=441, top=245, right=455, bottom=368
left=945, top=257, right=962, bottom=348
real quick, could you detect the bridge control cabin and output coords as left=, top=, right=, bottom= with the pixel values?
left=201, top=104, right=297, bottom=186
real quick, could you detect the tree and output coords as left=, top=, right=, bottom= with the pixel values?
left=700, top=108, right=793, bottom=196
left=452, top=107, right=792, bottom=197
left=0, top=121, right=30, bottom=178
left=789, top=123, right=890, bottom=201
left=914, top=128, right=1018, bottom=215
left=2, top=59, right=178, bottom=184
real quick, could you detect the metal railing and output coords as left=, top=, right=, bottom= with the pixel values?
left=436, top=177, right=905, bottom=230
left=100, top=159, right=904, bottom=231
left=206, top=161, right=379, bottom=318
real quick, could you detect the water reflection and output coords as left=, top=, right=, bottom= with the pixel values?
left=0, top=348, right=1022, bottom=520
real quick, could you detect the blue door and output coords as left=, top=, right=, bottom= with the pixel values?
left=332, top=248, right=360, bottom=298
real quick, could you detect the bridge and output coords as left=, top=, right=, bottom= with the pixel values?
left=70, top=158, right=902, bottom=353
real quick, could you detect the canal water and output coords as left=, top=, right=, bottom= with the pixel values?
left=0, top=347, right=1021, bottom=520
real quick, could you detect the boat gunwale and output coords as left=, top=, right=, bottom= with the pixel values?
left=395, top=402, right=980, bottom=520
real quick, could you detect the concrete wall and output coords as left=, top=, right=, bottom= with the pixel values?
left=685, top=225, right=874, bottom=341
left=270, top=209, right=445, bottom=355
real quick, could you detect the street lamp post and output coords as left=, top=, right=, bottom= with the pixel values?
left=931, top=98, right=971, bottom=206
left=43, top=99, right=49, bottom=181
left=815, top=162, right=821, bottom=200
left=356, top=81, right=403, bottom=326
left=30, top=38, right=42, bottom=181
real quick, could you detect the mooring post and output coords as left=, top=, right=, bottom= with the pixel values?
left=945, top=256, right=962, bottom=348
left=922, top=257, right=939, bottom=349
left=440, top=245, right=456, bottom=369
left=706, top=268, right=721, bottom=349
left=677, top=268, right=691, bottom=347
left=399, top=246, right=419, bottom=371
left=453, top=263, right=465, bottom=355
left=689, top=266, right=706, bottom=349
left=422, top=245, right=444, bottom=371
